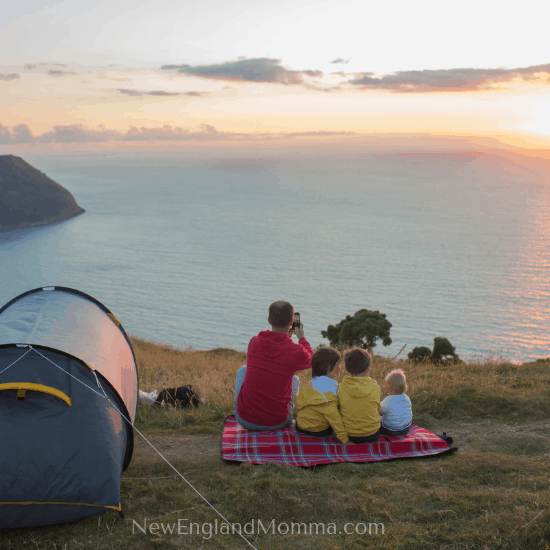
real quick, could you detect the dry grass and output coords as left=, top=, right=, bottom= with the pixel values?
left=130, top=336, right=550, bottom=432
left=131, top=338, right=245, bottom=408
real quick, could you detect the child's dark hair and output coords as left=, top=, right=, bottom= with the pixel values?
left=311, top=347, right=341, bottom=377
left=344, top=348, right=370, bottom=375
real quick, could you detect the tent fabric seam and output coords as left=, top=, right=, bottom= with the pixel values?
left=26, top=294, right=46, bottom=342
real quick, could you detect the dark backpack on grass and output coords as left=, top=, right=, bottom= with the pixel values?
left=155, top=385, right=201, bottom=408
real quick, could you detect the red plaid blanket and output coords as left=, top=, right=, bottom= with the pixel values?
left=222, top=416, right=456, bottom=466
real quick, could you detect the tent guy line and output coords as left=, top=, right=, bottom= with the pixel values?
left=0, top=346, right=32, bottom=376
left=29, top=345, right=108, bottom=400
left=16, top=344, right=260, bottom=550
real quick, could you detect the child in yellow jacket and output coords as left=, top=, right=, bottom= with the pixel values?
left=295, top=347, right=350, bottom=444
left=338, top=348, right=381, bottom=443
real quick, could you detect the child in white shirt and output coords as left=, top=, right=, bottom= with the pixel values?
left=379, top=369, right=412, bottom=436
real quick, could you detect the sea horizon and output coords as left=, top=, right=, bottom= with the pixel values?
left=1, top=148, right=549, bottom=363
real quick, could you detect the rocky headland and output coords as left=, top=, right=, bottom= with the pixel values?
left=0, top=155, right=85, bottom=231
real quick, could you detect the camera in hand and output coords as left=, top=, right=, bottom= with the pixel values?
left=292, top=312, right=300, bottom=330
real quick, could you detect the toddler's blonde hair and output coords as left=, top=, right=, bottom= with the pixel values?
left=385, top=369, right=407, bottom=394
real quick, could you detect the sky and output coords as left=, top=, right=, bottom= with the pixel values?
left=1, top=0, right=550, bottom=152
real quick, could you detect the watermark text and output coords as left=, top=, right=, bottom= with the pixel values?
left=132, top=518, right=385, bottom=539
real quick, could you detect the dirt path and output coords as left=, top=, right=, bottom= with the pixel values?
left=131, top=433, right=222, bottom=466
left=128, top=420, right=550, bottom=466
left=434, top=419, right=550, bottom=453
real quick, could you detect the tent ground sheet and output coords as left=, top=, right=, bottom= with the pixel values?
left=222, top=416, right=456, bottom=467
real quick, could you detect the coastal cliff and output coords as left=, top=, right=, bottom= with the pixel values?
left=0, top=155, right=85, bottom=231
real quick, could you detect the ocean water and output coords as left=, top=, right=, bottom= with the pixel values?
left=0, top=150, right=548, bottom=361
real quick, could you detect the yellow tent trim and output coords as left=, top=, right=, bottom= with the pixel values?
left=0, top=383, right=72, bottom=406
left=0, top=501, right=121, bottom=511
left=108, top=312, right=121, bottom=326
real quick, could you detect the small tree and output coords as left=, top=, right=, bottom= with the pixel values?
left=431, top=337, right=459, bottom=363
left=321, top=309, right=392, bottom=352
left=408, top=346, right=432, bottom=362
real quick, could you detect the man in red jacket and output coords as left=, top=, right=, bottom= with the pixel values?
left=235, top=301, right=313, bottom=430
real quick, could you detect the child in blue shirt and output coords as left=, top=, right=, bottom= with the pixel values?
left=379, top=369, right=412, bottom=436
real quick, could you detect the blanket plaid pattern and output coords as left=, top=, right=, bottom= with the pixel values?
left=222, top=416, right=455, bottom=466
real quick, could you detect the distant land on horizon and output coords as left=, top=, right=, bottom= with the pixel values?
left=0, top=155, right=85, bottom=231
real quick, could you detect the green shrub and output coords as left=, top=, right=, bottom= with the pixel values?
left=321, top=309, right=392, bottom=351
left=431, top=336, right=459, bottom=363
left=408, top=346, right=432, bottom=362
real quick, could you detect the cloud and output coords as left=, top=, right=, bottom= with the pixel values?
left=0, top=123, right=358, bottom=145
left=0, top=124, right=35, bottom=144
left=0, top=123, right=228, bottom=143
left=117, top=88, right=145, bottom=96
left=121, top=126, right=356, bottom=142
left=0, top=73, right=20, bottom=81
left=122, top=124, right=216, bottom=141
left=331, top=59, right=350, bottom=64
left=302, top=70, right=323, bottom=78
left=11, top=125, right=35, bottom=143
left=48, top=69, right=77, bottom=77
left=0, top=125, right=9, bottom=143
left=37, top=124, right=121, bottom=143
left=145, top=90, right=182, bottom=96
left=284, top=130, right=356, bottom=137
left=346, top=63, right=550, bottom=92
left=0, top=123, right=120, bottom=144
left=162, top=58, right=323, bottom=85
left=302, top=82, right=342, bottom=93
left=24, top=64, right=38, bottom=70
left=117, top=88, right=208, bottom=97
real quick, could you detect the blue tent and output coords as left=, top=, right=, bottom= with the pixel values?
left=0, top=287, right=138, bottom=528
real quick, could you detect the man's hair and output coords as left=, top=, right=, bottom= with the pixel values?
left=268, top=301, right=294, bottom=329
left=385, top=369, right=407, bottom=394
left=344, top=348, right=370, bottom=375
left=311, top=347, right=341, bottom=377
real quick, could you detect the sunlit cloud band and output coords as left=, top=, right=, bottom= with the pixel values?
left=0, top=123, right=356, bottom=144
left=347, top=63, right=550, bottom=92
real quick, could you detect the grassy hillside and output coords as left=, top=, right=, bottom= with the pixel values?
left=1, top=339, right=548, bottom=549
left=0, top=155, right=85, bottom=231
left=130, top=338, right=550, bottom=432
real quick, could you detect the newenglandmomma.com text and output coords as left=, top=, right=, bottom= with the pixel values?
left=133, top=518, right=386, bottom=539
